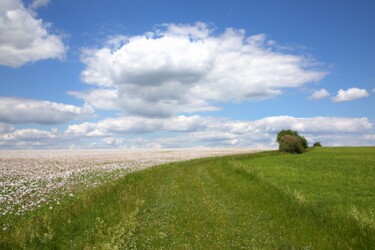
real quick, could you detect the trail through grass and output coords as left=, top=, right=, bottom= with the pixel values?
left=1, top=147, right=374, bottom=249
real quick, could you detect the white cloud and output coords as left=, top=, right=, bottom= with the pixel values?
left=0, top=127, right=66, bottom=149
left=332, top=88, right=369, bottom=102
left=65, top=122, right=99, bottom=136
left=0, top=0, right=66, bottom=67
left=80, top=22, right=326, bottom=117
left=309, top=88, right=330, bottom=100
left=119, top=116, right=375, bottom=148
left=2, top=128, right=56, bottom=141
left=65, top=115, right=373, bottom=148
left=372, top=88, right=375, bottom=93
left=0, top=97, right=94, bottom=124
left=29, top=0, right=50, bottom=9
left=68, top=89, right=120, bottom=110
left=1, top=115, right=373, bottom=149
left=65, top=115, right=211, bottom=136
left=103, top=137, right=125, bottom=146
left=248, top=116, right=372, bottom=134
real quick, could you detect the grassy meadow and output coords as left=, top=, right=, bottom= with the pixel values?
left=1, top=147, right=375, bottom=249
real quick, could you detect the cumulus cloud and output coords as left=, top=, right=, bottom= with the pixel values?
left=309, top=88, right=330, bottom=100
left=248, top=116, right=372, bottom=134
left=64, top=115, right=373, bottom=148
left=332, top=88, right=369, bottom=102
left=80, top=22, right=326, bottom=117
left=0, top=127, right=65, bottom=149
left=0, top=0, right=66, bottom=67
left=0, top=97, right=94, bottom=124
left=67, top=89, right=120, bottom=110
left=195, top=116, right=374, bottom=147
left=65, top=115, right=211, bottom=136
left=1, top=115, right=373, bottom=149
left=2, top=128, right=57, bottom=141
left=102, top=137, right=125, bottom=146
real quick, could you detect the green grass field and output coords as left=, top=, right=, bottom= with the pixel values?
left=1, top=147, right=375, bottom=249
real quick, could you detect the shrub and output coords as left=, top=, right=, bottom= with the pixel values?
left=313, top=142, right=322, bottom=147
left=276, top=129, right=299, bottom=144
left=277, top=129, right=308, bottom=149
left=299, top=136, right=308, bottom=149
left=279, top=135, right=304, bottom=154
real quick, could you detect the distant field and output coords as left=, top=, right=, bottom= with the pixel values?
left=1, top=147, right=374, bottom=249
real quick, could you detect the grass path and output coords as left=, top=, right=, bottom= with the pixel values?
left=1, top=148, right=375, bottom=249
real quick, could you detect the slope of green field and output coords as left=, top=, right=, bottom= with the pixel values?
left=1, top=147, right=375, bottom=249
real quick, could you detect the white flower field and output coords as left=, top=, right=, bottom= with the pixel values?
left=0, top=148, right=258, bottom=219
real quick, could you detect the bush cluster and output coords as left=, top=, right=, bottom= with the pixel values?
left=278, top=134, right=304, bottom=154
left=313, top=142, right=322, bottom=147
left=277, top=129, right=308, bottom=154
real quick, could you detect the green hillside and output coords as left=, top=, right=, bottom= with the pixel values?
left=1, top=147, right=375, bottom=249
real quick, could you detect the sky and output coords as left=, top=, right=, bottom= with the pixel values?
left=0, top=0, right=374, bottom=149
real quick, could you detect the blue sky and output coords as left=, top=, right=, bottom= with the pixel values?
left=0, top=0, right=374, bottom=149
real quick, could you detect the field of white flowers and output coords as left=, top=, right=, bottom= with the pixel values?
left=0, top=148, right=259, bottom=221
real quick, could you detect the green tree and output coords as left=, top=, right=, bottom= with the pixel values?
left=279, top=134, right=304, bottom=154
left=276, top=129, right=299, bottom=143
left=276, top=129, right=308, bottom=153
left=313, top=142, right=322, bottom=147
left=299, top=135, right=308, bottom=149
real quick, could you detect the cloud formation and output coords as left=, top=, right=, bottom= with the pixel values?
left=0, top=97, right=94, bottom=124
left=29, top=0, right=50, bottom=9
left=1, top=114, right=373, bottom=149
left=64, top=115, right=373, bottom=148
left=2, top=128, right=57, bottom=141
left=309, top=88, right=330, bottom=100
left=68, top=89, right=120, bottom=110
left=65, top=115, right=211, bottom=136
left=332, top=88, right=369, bottom=102
left=0, top=0, right=66, bottom=67
left=0, top=127, right=62, bottom=148
left=80, top=22, right=326, bottom=117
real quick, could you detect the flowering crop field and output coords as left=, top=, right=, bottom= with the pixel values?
left=0, top=148, right=259, bottom=219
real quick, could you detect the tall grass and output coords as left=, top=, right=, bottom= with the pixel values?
left=1, top=147, right=374, bottom=249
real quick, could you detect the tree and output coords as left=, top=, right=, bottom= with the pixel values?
left=276, top=129, right=308, bottom=153
left=276, top=129, right=299, bottom=144
left=279, top=134, right=304, bottom=154
left=299, top=135, right=308, bottom=149
left=313, top=142, right=322, bottom=147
